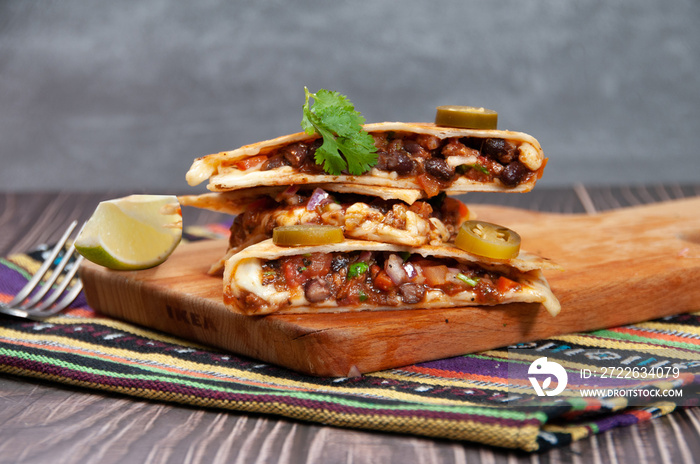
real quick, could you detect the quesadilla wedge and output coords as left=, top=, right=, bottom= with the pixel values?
left=223, top=239, right=562, bottom=317
left=179, top=186, right=472, bottom=273
left=186, top=122, right=546, bottom=198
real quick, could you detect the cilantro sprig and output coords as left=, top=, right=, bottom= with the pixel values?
left=301, top=87, right=378, bottom=176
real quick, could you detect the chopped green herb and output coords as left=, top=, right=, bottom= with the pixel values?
left=347, top=262, right=369, bottom=279
left=456, top=273, right=480, bottom=287
left=297, top=266, right=308, bottom=273
left=399, top=251, right=411, bottom=262
left=465, top=164, right=490, bottom=175
left=301, top=87, right=378, bottom=176
left=359, top=290, right=368, bottom=302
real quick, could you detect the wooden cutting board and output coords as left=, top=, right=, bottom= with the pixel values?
left=79, top=197, right=700, bottom=377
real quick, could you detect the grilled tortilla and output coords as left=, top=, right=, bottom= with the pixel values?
left=223, top=239, right=561, bottom=317
left=186, top=122, right=546, bottom=198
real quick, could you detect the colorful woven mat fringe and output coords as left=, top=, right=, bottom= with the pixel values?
left=1, top=225, right=699, bottom=453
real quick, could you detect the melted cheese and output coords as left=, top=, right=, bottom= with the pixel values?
left=274, top=207, right=319, bottom=227
left=344, top=203, right=430, bottom=246
left=233, top=258, right=290, bottom=305
left=446, top=155, right=479, bottom=168
left=519, top=270, right=560, bottom=316
left=518, top=143, right=542, bottom=171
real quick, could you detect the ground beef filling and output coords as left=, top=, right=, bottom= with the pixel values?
left=241, top=251, right=522, bottom=311
left=228, top=191, right=464, bottom=250
left=246, top=132, right=536, bottom=195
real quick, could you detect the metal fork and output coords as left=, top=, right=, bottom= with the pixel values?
left=1, top=220, right=85, bottom=321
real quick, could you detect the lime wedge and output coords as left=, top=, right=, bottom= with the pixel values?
left=75, top=195, right=182, bottom=270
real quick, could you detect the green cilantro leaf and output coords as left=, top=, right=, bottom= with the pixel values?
left=301, top=87, right=378, bottom=176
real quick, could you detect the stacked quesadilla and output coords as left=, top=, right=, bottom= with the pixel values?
left=181, top=94, right=561, bottom=317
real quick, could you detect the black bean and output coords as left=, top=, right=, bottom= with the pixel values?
left=304, top=277, right=332, bottom=303
left=462, top=137, right=483, bottom=151
left=482, top=138, right=518, bottom=164
left=309, top=138, right=323, bottom=153
left=393, top=152, right=415, bottom=174
left=331, top=255, right=349, bottom=273
left=280, top=143, right=309, bottom=168
left=403, top=140, right=423, bottom=155
left=482, top=138, right=505, bottom=157
left=376, top=150, right=390, bottom=170
left=399, top=283, right=426, bottom=304
left=261, top=155, right=288, bottom=170
left=423, top=158, right=455, bottom=180
left=377, top=151, right=415, bottom=175
left=500, top=161, right=528, bottom=187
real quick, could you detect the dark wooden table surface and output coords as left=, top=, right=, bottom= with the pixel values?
left=1, top=185, right=699, bottom=464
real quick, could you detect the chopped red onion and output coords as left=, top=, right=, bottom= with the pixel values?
left=283, top=185, right=299, bottom=195
left=306, top=188, right=330, bottom=211
left=385, top=254, right=408, bottom=285
left=403, top=262, right=417, bottom=280
left=275, top=185, right=299, bottom=202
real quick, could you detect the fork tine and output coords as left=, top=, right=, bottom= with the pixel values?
left=30, top=253, right=84, bottom=313
left=24, top=271, right=85, bottom=320
left=20, top=241, right=80, bottom=309
left=54, top=272, right=84, bottom=308
left=4, top=274, right=83, bottom=321
left=18, top=237, right=82, bottom=309
left=1, top=220, right=86, bottom=321
left=7, top=220, right=79, bottom=307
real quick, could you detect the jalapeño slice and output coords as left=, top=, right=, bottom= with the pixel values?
left=455, top=220, right=521, bottom=260
left=272, top=225, right=344, bottom=247
left=435, top=105, right=498, bottom=130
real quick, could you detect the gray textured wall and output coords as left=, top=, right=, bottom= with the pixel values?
left=1, top=0, right=699, bottom=193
